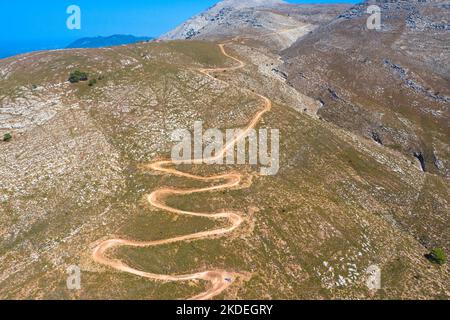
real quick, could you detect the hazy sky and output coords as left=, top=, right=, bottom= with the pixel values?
left=0, top=0, right=358, bottom=57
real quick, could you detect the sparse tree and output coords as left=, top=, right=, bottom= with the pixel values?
left=426, top=248, right=447, bottom=265
left=68, top=70, right=89, bottom=83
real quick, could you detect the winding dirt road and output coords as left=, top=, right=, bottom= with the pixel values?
left=92, top=40, right=272, bottom=300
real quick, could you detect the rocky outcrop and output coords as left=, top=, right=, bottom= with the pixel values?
left=160, top=1, right=351, bottom=51
left=161, top=0, right=285, bottom=40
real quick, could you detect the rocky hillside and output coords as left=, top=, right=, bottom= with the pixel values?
left=162, top=0, right=285, bottom=39
left=0, top=37, right=448, bottom=299
left=282, top=0, right=450, bottom=177
left=0, top=0, right=448, bottom=300
left=161, top=0, right=351, bottom=50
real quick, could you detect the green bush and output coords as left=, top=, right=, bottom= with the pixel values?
left=3, top=133, right=12, bottom=142
left=426, top=248, right=447, bottom=265
left=68, top=70, right=89, bottom=83
left=88, top=79, right=97, bottom=87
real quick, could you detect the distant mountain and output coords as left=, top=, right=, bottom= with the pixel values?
left=66, top=34, right=153, bottom=49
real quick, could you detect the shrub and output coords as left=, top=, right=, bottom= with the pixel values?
left=68, top=70, right=89, bottom=83
left=88, top=79, right=97, bottom=87
left=426, top=248, right=447, bottom=265
left=3, top=133, right=12, bottom=142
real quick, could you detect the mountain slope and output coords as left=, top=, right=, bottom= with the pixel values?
left=162, top=0, right=285, bottom=40
left=282, top=0, right=450, bottom=178
left=0, top=0, right=448, bottom=300
left=0, top=37, right=448, bottom=299
left=161, top=0, right=351, bottom=50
